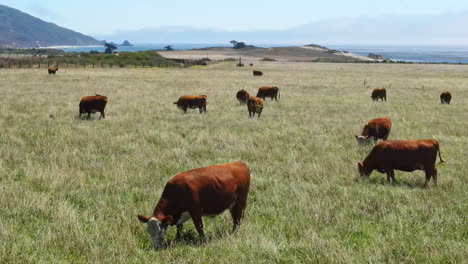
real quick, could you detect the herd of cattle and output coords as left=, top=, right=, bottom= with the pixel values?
left=47, top=67, right=451, bottom=249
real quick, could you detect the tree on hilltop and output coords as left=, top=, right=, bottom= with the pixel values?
left=163, top=45, right=174, bottom=51
left=104, top=43, right=117, bottom=54
left=230, top=40, right=246, bottom=49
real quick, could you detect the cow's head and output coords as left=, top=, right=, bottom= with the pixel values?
left=355, top=135, right=370, bottom=146
left=358, top=162, right=371, bottom=178
left=137, top=214, right=172, bottom=249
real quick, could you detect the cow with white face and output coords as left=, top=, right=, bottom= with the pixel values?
left=355, top=117, right=392, bottom=146
left=137, top=161, right=250, bottom=249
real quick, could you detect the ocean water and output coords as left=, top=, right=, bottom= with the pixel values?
left=58, top=44, right=468, bottom=64
left=327, top=45, right=468, bottom=64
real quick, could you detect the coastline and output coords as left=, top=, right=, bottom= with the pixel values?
left=40, top=45, right=102, bottom=49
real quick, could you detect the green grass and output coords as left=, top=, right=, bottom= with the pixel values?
left=0, top=62, right=467, bottom=263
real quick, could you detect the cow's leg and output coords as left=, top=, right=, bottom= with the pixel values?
left=183, top=106, right=187, bottom=113
left=432, top=169, right=438, bottom=187
left=424, top=168, right=437, bottom=188
left=100, top=111, right=105, bottom=119
left=386, top=169, right=395, bottom=183
left=258, top=108, right=263, bottom=117
left=87, top=112, right=91, bottom=120
left=230, top=197, right=247, bottom=232
left=190, top=209, right=204, bottom=239
left=203, top=105, right=207, bottom=113
left=176, top=224, right=184, bottom=240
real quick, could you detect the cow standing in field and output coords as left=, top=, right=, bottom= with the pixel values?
left=371, top=88, right=386, bottom=101
left=236, top=89, right=250, bottom=105
left=355, top=117, right=392, bottom=146
left=247, top=97, right=264, bottom=117
left=256, top=86, right=280, bottom=101
left=253, top=70, right=263, bottom=76
left=48, top=67, right=58, bottom=75
left=137, top=161, right=250, bottom=249
left=79, top=94, right=107, bottom=119
left=440, top=92, right=452, bottom=104
left=358, top=139, right=444, bottom=187
left=174, top=95, right=207, bottom=113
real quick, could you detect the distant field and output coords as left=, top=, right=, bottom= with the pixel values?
left=0, top=62, right=467, bottom=263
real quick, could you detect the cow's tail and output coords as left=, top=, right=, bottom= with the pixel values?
left=436, top=141, right=445, bottom=163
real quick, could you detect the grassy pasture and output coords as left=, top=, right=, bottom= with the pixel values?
left=0, top=62, right=467, bottom=263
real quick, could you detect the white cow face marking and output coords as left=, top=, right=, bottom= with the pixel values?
left=356, top=135, right=370, bottom=146
left=146, top=218, right=167, bottom=249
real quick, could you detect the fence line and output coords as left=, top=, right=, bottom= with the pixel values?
left=0, top=58, right=235, bottom=70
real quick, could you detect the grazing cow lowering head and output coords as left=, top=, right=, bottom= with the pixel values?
left=174, top=95, right=207, bottom=114
left=137, top=161, right=250, bottom=249
left=48, top=67, right=58, bottom=75
left=79, top=94, right=107, bottom=119
left=236, top=89, right=250, bottom=105
left=247, top=97, right=264, bottom=117
left=355, top=117, right=392, bottom=146
left=253, top=70, right=263, bottom=76
left=358, top=139, right=444, bottom=187
left=256, top=86, right=280, bottom=101
left=371, top=88, right=386, bottom=101
left=440, top=92, right=452, bottom=104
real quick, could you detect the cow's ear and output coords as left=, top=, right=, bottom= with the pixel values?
left=355, top=135, right=358, bottom=139
left=137, top=214, right=150, bottom=223
left=358, top=162, right=364, bottom=168
left=161, top=215, right=173, bottom=227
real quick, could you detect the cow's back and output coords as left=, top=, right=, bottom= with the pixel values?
left=372, top=140, right=438, bottom=171
left=166, top=161, right=250, bottom=214
left=257, top=86, right=278, bottom=97
left=176, top=95, right=207, bottom=106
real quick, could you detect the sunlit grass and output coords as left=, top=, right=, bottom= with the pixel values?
left=0, top=62, right=467, bottom=263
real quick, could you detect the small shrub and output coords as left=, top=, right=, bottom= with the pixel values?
left=260, top=57, right=276, bottom=61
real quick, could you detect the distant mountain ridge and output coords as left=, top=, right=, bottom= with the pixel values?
left=96, top=12, right=468, bottom=45
left=0, top=4, right=103, bottom=48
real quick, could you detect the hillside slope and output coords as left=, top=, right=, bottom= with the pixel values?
left=0, top=4, right=102, bottom=48
left=158, top=45, right=374, bottom=62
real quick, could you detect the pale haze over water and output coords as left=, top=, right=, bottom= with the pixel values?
left=58, top=44, right=468, bottom=64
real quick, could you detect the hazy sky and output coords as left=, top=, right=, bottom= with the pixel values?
left=2, top=0, right=468, bottom=35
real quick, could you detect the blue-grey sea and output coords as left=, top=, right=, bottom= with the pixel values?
left=58, top=44, right=468, bottom=64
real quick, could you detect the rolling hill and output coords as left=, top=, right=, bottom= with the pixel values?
left=0, top=4, right=103, bottom=48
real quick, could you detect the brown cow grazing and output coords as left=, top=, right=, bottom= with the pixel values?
left=174, top=95, right=207, bottom=113
left=247, top=97, right=264, bottom=117
left=440, top=92, right=452, bottom=104
left=236, top=89, right=250, bottom=105
left=257, top=86, right=280, bottom=101
left=137, top=161, right=250, bottom=249
left=358, top=139, right=444, bottom=187
left=371, top=88, right=386, bottom=101
left=253, top=70, right=263, bottom=76
left=79, top=94, right=107, bottom=119
left=48, top=67, right=58, bottom=75
left=355, top=117, right=392, bottom=146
